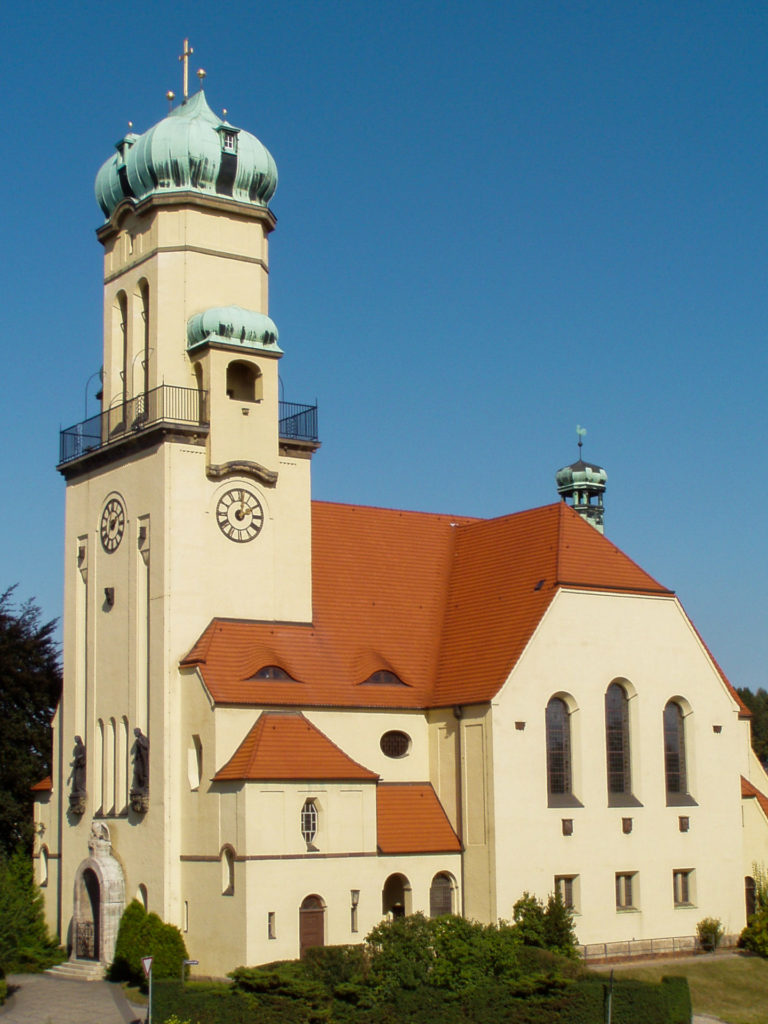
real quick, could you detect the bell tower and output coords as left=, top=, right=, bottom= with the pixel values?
left=52, top=69, right=319, bottom=948
left=555, top=427, right=607, bottom=533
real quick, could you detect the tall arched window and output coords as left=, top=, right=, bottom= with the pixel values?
left=664, top=700, right=688, bottom=801
left=605, top=683, right=631, bottom=797
left=546, top=697, right=572, bottom=800
left=221, top=846, right=235, bottom=895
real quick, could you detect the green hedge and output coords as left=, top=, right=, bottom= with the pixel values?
left=153, top=972, right=691, bottom=1024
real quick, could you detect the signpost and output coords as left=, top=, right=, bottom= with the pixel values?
left=182, top=958, right=199, bottom=984
left=142, top=955, right=154, bottom=1024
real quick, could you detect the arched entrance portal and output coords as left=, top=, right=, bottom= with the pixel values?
left=72, top=822, right=125, bottom=965
left=299, top=894, right=325, bottom=958
left=382, top=873, right=412, bottom=919
left=76, top=868, right=100, bottom=959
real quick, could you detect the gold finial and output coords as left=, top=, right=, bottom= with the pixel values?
left=178, top=38, right=194, bottom=99
left=128, top=121, right=133, bottom=130
left=166, top=90, right=175, bottom=112
left=222, top=108, right=228, bottom=119
left=197, top=68, right=207, bottom=86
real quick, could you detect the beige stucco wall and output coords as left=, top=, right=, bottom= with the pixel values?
left=490, top=588, right=746, bottom=945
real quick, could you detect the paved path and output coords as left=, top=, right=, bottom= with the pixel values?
left=1, top=973, right=143, bottom=1024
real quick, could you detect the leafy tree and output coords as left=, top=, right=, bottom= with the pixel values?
left=0, top=848, right=63, bottom=971
left=737, top=687, right=768, bottom=765
left=0, top=587, right=61, bottom=855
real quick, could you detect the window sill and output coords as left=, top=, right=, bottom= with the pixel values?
left=548, top=794, right=584, bottom=809
left=666, top=793, right=698, bottom=807
left=616, top=907, right=640, bottom=913
left=608, top=793, right=643, bottom=808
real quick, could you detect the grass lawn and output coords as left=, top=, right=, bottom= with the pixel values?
left=595, top=952, right=768, bottom=1024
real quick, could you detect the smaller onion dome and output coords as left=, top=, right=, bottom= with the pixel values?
left=556, top=440, right=607, bottom=534
left=187, top=306, right=282, bottom=354
left=555, top=459, right=607, bottom=496
left=95, top=91, right=277, bottom=220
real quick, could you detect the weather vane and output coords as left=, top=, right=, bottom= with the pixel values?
left=178, top=38, right=194, bottom=99
left=576, top=425, right=587, bottom=456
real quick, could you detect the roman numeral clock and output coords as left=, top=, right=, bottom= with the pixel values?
left=216, top=488, right=264, bottom=543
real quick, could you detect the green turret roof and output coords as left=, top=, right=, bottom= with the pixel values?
left=95, top=90, right=277, bottom=219
left=187, top=306, right=282, bottom=354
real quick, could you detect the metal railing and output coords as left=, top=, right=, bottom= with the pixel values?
left=59, top=387, right=318, bottom=465
left=59, top=385, right=209, bottom=464
left=278, top=401, right=318, bottom=442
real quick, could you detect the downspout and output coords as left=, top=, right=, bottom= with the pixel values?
left=453, top=705, right=465, bottom=916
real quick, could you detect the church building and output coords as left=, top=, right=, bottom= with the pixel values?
left=33, top=66, right=768, bottom=977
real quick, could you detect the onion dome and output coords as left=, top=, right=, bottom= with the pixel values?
left=95, top=91, right=277, bottom=220
left=187, top=306, right=282, bottom=354
left=556, top=449, right=607, bottom=534
left=555, top=459, right=607, bottom=497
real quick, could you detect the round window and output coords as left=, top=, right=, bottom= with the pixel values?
left=380, top=730, right=411, bottom=758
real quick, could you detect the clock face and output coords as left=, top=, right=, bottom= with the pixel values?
left=216, top=488, right=264, bottom=543
left=100, top=497, right=126, bottom=552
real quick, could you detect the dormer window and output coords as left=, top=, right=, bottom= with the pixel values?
left=220, top=129, right=238, bottom=154
left=253, top=665, right=293, bottom=681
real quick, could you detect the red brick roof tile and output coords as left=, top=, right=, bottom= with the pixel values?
left=181, top=501, right=701, bottom=711
left=214, top=711, right=378, bottom=782
left=742, top=776, right=768, bottom=818
left=377, top=783, right=461, bottom=854
left=30, top=776, right=52, bottom=792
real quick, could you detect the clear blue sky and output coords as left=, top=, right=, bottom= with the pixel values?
left=2, top=1, right=766, bottom=690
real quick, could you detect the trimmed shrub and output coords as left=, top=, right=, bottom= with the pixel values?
left=739, top=905, right=768, bottom=956
left=661, top=976, right=693, bottom=1024
left=697, top=916, right=724, bottom=952
left=108, top=900, right=188, bottom=987
left=0, top=964, right=6, bottom=1006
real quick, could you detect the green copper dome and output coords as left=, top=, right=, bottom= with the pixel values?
left=187, top=306, right=282, bottom=354
left=95, top=91, right=277, bottom=219
left=555, top=459, right=607, bottom=495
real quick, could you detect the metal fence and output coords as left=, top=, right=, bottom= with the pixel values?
left=60, top=388, right=318, bottom=464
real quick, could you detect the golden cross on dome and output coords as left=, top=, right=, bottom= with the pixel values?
left=178, top=38, right=194, bottom=99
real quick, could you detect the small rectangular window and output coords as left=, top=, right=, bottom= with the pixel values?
left=268, top=911, right=276, bottom=939
left=615, top=872, right=637, bottom=910
left=554, top=874, right=578, bottom=912
left=183, top=900, right=189, bottom=933
left=673, top=869, right=694, bottom=907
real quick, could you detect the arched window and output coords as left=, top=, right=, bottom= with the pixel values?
left=429, top=873, right=455, bottom=917
left=139, top=279, right=150, bottom=396
left=664, top=700, right=688, bottom=801
left=746, top=876, right=757, bottom=919
left=546, top=697, right=572, bottom=799
left=605, top=683, right=631, bottom=798
left=221, top=846, right=235, bottom=895
left=301, top=799, right=318, bottom=845
left=226, top=361, right=262, bottom=402
left=39, top=845, right=49, bottom=887
left=382, top=873, right=412, bottom=918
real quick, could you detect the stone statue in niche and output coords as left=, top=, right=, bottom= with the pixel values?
left=68, top=736, right=87, bottom=815
left=130, top=728, right=149, bottom=813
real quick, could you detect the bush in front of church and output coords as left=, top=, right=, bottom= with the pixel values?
left=0, top=848, right=64, bottom=972
left=108, top=899, right=188, bottom=987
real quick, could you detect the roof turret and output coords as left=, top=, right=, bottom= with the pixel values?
left=555, top=428, right=607, bottom=533
left=95, top=90, right=277, bottom=220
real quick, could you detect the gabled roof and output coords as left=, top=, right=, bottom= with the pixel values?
left=30, top=776, right=52, bottom=792
left=213, top=711, right=378, bottom=782
left=182, top=500, right=678, bottom=710
left=377, top=783, right=461, bottom=854
left=742, top=776, right=768, bottom=818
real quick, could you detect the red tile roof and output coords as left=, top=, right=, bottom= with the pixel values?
left=30, top=776, right=52, bottom=792
left=377, top=783, right=461, bottom=854
left=742, top=776, right=768, bottom=818
left=213, top=711, right=378, bottom=782
left=181, top=500, right=706, bottom=711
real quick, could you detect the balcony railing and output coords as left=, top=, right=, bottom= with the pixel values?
left=59, top=385, right=318, bottom=465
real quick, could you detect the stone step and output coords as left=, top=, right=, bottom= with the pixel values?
left=46, top=959, right=105, bottom=982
